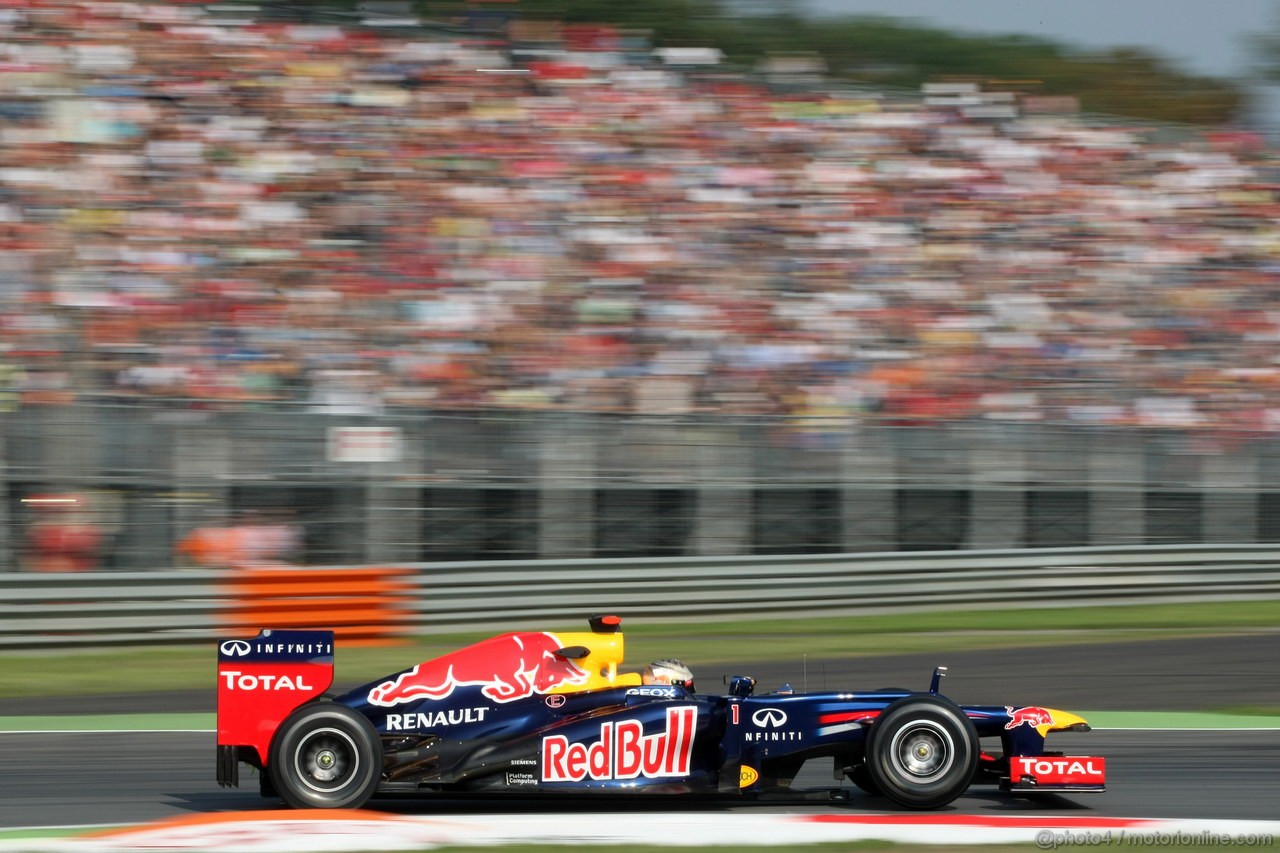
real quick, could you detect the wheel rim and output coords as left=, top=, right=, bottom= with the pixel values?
left=293, top=727, right=360, bottom=794
left=888, top=720, right=955, bottom=783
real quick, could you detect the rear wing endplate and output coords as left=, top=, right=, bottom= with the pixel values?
left=216, top=629, right=334, bottom=785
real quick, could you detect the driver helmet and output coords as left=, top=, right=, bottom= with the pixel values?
left=642, top=659, right=694, bottom=692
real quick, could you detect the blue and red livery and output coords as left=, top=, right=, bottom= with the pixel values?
left=215, top=615, right=1105, bottom=810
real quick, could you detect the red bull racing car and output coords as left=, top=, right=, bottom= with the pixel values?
left=216, top=615, right=1105, bottom=811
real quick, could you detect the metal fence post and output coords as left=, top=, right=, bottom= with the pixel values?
left=538, top=413, right=596, bottom=558
left=693, top=421, right=752, bottom=556
left=841, top=424, right=897, bottom=552
left=1202, top=447, right=1260, bottom=544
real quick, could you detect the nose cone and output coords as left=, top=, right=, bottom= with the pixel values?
left=1037, top=708, right=1090, bottom=737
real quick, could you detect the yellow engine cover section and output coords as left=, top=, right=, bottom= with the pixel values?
left=545, top=631, right=642, bottom=692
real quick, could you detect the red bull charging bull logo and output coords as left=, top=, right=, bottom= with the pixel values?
left=367, top=632, right=590, bottom=706
left=1005, top=705, right=1055, bottom=730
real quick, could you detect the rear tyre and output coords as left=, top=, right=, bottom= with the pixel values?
left=864, top=695, right=979, bottom=810
left=269, top=703, right=382, bottom=809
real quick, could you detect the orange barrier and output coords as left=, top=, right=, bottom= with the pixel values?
left=221, top=566, right=415, bottom=645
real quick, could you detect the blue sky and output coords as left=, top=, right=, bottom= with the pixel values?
left=799, top=0, right=1274, bottom=78
left=793, top=0, right=1280, bottom=127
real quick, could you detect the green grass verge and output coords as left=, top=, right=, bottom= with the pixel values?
left=1081, top=710, right=1280, bottom=729
left=0, top=826, right=103, bottom=841
left=0, top=600, right=1275, bottom=700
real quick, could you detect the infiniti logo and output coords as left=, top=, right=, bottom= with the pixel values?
left=751, top=708, right=787, bottom=728
left=220, top=640, right=251, bottom=657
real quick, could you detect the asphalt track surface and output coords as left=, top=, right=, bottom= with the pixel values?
left=2, top=634, right=1277, bottom=831
left=0, top=730, right=1275, bottom=829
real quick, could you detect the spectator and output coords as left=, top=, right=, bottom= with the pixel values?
left=0, top=2, right=1278, bottom=436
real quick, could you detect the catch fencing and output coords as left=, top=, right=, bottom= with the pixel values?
left=10, top=401, right=1280, bottom=573
left=2, top=543, right=1279, bottom=650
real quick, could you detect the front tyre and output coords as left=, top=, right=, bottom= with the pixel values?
left=864, top=695, right=979, bottom=810
left=269, top=703, right=382, bottom=809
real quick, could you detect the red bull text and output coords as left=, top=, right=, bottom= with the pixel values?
left=367, top=632, right=589, bottom=706
left=541, top=706, right=697, bottom=783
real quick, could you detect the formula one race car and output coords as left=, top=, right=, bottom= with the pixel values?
left=215, top=615, right=1105, bottom=810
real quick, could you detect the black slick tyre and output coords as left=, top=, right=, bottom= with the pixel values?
left=269, top=703, right=382, bottom=809
left=864, top=694, right=979, bottom=810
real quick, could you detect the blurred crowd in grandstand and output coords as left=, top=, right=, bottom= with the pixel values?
left=3, top=1, right=1280, bottom=429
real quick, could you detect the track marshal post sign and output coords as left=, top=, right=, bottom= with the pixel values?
left=327, top=427, right=403, bottom=464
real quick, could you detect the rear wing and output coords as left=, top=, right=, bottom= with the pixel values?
left=216, top=629, right=334, bottom=786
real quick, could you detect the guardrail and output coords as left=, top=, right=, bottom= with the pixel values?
left=3, top=544, right=1280, bottom=649
left=0, top=571, right=222, bottom=648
